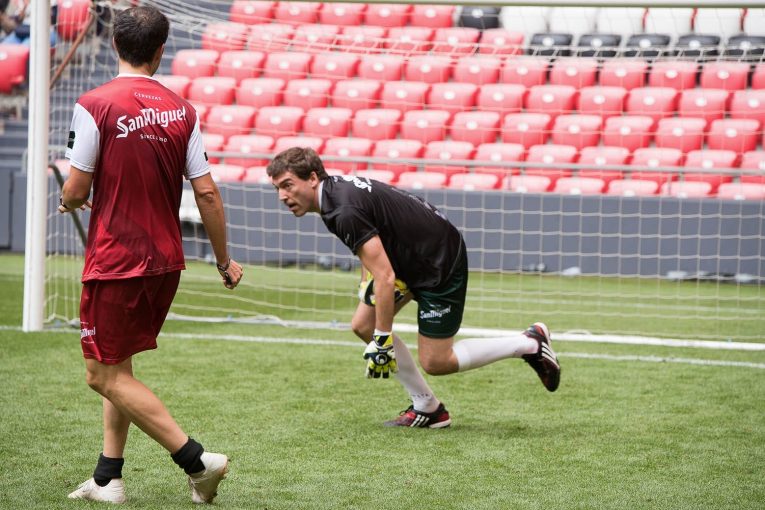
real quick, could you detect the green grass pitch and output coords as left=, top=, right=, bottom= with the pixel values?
left=0, top=253, right=763, bottom=509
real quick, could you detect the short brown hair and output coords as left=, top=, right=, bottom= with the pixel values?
left=266, top=147, right=328, bottom=181
left=113, top=6, right=169, bottom=67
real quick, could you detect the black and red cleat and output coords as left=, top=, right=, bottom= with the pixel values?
left=522, top=322, right=561, bottom=392
left=383, top=403, right=452, bottom=428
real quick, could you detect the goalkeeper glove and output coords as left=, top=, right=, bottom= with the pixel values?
left=358, top=274, right=409, bottom=306
left=363, top=331, right=398, bottom=379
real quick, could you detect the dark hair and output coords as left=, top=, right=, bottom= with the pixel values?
left=267, top=147, right=328, bottom=181
left=113, top=6, right=169, bottom=67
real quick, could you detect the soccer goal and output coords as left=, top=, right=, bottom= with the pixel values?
left=25, top=0, right=765, bottom=342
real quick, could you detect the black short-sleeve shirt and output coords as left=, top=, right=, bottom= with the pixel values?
left=320, top=175, right=464, bottom=289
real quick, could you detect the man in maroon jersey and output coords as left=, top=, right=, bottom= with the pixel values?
left=58, top=5, right=242, bottom=504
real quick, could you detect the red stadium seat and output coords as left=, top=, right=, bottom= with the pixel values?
left=625, top=87, right=678, bottom=122
left=310, top=52, right=360, bottom=82
left=630, top=147, right=683, bottom=185
left=717, top=182, right=765, bottom=200
left=654, top=117, right=707, bottom=153
left=660, top=181, right=712, bottom=198
left=242, top=166, right=270, bottom=184
left=291, top=24, right=341, bottom=53
left=525, top=144, right=578, bottom=183
left=400, top=109, right=451, bottom=144
left=397, top=171, right=448, bottom=189
left=554, top=177, right=606, bottom=195
left=478, top=29, right=524, bottom=56
left=551, top=114, right=602, bottom=150
left=254, top=106, right=305, bottom=138
left=338, top=26, right=387, bottom=53
left=217, top=50, right=264, bottom=83
left=319, top=2, right=367, bottom=26
left=210, top=164, right=246, bottom=183
left=205, top=105, right=257, bottom=142
left=380, top=80, right=431, bottom=113
left=370, top=139, right=424, bottom=178
left=302, top=107, right=354, bottom=138
left=405, top=55, right=452, bottom=84
left=683, top=150, right=737, bottom=191
left=599, top=60, right=648, bottom=90
left=473, top=142, right=525, bottom=177
left=706, top=119, right=760, bottom=154
left=577, top=146, right=630, bottom=184
left=432, top=27, right=481, bottom=55
left=155, top=75, right=190, bottom=99
left=224, top=134, right=274, bottom=168
left=577, top=86, right=627, bottom=119
left=447, top=172, right=500, bottom=190
left=386, top=26, right=434, bottom=54
left=450, top=111, right=501, bottom=146
left=229, top=1, right=276, bottom=24
left=273, top=135, right=324, bottom=154
left=752, top=63, right=765, bottom=90
left=189, top=102, right=210, bottom=124
left=202, top=133, right=225, bottom=164
left=423, top=140, right=475, bottom=177
left=427, top=82, right=478, bottom=115
left=411, top=4, right=456, bottom=28
left=677, top=88, right=729, bottom=126
left=501, top=112, right=552, bottom=148
left=648, top=61, right=699, bottom=90
left=549, top=58, right=599, bottom=88
left=602, top=115, right=655, bottom=152
left=236, top=77, right=285, bottom=108
left=202, top=22, right=249, bottom=52
left=503, top=175, right=552, bottom=193
left=188, top=77, right=237, bottom=105
left=364, top=4, right=411, bottom=28
left=171, top=49, right=219, bottom=79
left=700, top=61, right=750, bottom=91
left=740, top=151, right=765, bottom=183
left=353, top=169, right=396, bottom=184
left=729, top=89, right=765, bottom=126
left=352, top=108, right=402, bottom=140
left=331, top=79, right=382, bottom=111
left=322, top=137, right=373, bottom=173
left=606, top=179, right=659, bottom=197
left=262, top=51, right=312, bottom=81
left=525, top=85, right=577, bottom=119
left=57, top=0, right=91, bottom=41
left=0, top=44, right=29, bottom=93
left=246, top=23, right=294, bottom=52
left=501, top=57, right=548, bottom=88
left=476, top=83, right=526, bottom=114
left=283, top=79, right=332, bottom=110
left=357, top=54, right=405, bottom=82
left=453, top=56, right=502, bottom=85
left=274, top=1, right=320, bottom=24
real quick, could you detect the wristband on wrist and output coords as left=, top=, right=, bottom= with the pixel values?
left=373, top=329, right=392, bottom=337
left=216, top=257, right=230, bottom=272
left=59, top=196, right=70, bottom=210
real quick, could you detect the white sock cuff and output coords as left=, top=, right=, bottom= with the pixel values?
left=452, top=341, right=471, bottom=372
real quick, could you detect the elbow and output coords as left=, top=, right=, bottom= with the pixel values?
left=194, top=186, right=219, bottom=207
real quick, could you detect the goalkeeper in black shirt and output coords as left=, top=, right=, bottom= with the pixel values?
left=267, top=148, right=561, bottom=428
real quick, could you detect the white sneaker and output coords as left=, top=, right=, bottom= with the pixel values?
left=188, top=452, right=229, bottom=504
left=68, top=477, right=126, bottom=504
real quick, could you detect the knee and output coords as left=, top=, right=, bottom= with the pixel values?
left=85, top=368, right=113, bottom=396
left=350, top=317, right=373, bottom=341
left=419, top=356, right=453, bottom=376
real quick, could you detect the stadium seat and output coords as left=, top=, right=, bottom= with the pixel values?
left=0, top=44, right=29, bottom=93
left=606, top=179, right=660, bottom=197
left=210, top=164, right=246, bottom=183
left=205, top=105, right=257, bottom=142
left=453, top=56, right=502, bottom=85
left=427, top=82, right=478, bottom=115
left=754, top=64, right=765, bottom=90
left=56, top=0, right=92, bottom=41
left=302, top=107, right=354, bottom=138
left=370, top=139, right=424, bottom=179
left=458, top=6, right=500, bottom=31
left=740, top=151, right=765, bottom=183
left=602, top=115, right=655, bottom=152
left=648, top=61, right=699, bottom=90
left=501, top=112, right=552, bottom=148
left=677, top=88, right=729, bottom=126
left=525, top=84, right=577, bottom=118
left=188, top=77, right=237, bottom=105
left=352, top=108, right=402, bottom=140
left=599, top=60, right=648, bottom=90
left=501, top=57, right=548, bottom=87
left=229, top=1, right=276, bottom=24
left=654, top=117, right=707, bottom=153
left=578, top=86, right=628, bottom=118
left=263, top=51, right=312, bottom=81
left=553, top=176, right=606, bottom=195
left=202, top=133, right=225, bottom=164
left=405, top=55, right=453, bottom=84
left=630, top=147, right=683, bottom=185
left=577, top=146, right=630, bottom=184
left=331, top=79, right=382, bottom=111
left=400, top=109, right=451, bottom=144
left=357, top=54, right=405, bottom=82
left=189, top=102, right=210, bottom=124
left=217, top=50, right=264, bottom=83
left=450, top=111, right=501, bottom=146
left=242, top=166, right=270, bottom=184
left=660, top=180, right=713, bottom=198
left=338, top=26, right=387, bottom=53
left=319, top=2, right=366, bottom=26
left=273, top=135, right=324, bottom=154
left=422, top=140, right=475, bottom=177
left=310, top=52, right=360, bottom=82
left=386, top=26, right=434, bottom=54
left=274, top=1, right=320, bottom=24
left=549, top=58, right=599, bottom=88
left=364, top=4, right=411, bottom=27
left=432, top=27, right=481, bottom=55
left=717, top=182, right=765, bottom=200
left=411, top=4, right=455, bottom=28
left=236, top=77, right=285, bottom=108
left=350, top=169, right=394, bottom=184
left=706, top=119, right=760, bottom=154
left=478, top=29, right=525, bottom=56
left=291, top=24, right=341, bottom=53
left=674, top=34, right=720, bottom=59
left=504, top=174, right=552, bottom=193
left=246, top=23, right=294, bottom=52
left=729, top=89, right=765, bottom=126
left=576, top=33, right=622, bottom=58
left=623, top=33, right=671, bottom=58
left=254, top=106, right=305, bottom=138
left=155, top=75, right=190, bottom=98
left=447, top=172, right=500, bottom=190
left=725, top=34, right=765, bottom=61
left=551, top=114, right=602, bottom=150
left=683, top=150, right=737, bottom=191
left=700, top=61, right=749, bottom=91
left=223, top=134, right=274, bottom=168
left=201, top=22, right=249, bottom=52
left=171, top=49, right=219, bottom=79
left=322, top=137, right=373, bottom=173
left=380, top=81, right=431, bottom=113
left=283, top=79, right=332, bottom=110
left=526, top=33, right=574, bottom=57
left=394, top=171, right=447, bottom=189
left=524, top=144, right=578, bottom=183
left=476, top=83, right=526, bottom=114
left=624, top=87, right=678, bottom=122
left=473, top=142, right=525, bottom=177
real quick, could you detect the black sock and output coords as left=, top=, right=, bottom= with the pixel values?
left=171, top=437, right=205, bottom=475
left=93, top=453, right=124, bottom=487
